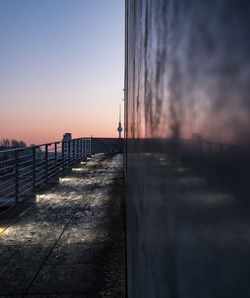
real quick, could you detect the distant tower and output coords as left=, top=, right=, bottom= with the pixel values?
left=62, top=133, right=72, bottom=155
left=117, top=105, right=123, bottom=139
left=62, top=133, right=72, bottom=142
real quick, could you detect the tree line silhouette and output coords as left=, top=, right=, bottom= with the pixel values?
left=0, top=138, right=26, bottom=148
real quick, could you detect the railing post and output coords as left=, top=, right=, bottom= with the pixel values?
left=90, top=137, right=92, bottom=156
left=76, top=139, right=79, bottom=160
left=73, top=139, right=75, bottom=161
left=84, top=138, right=87, bottom=158
left=55, top=143, right=57, bottom=170
left=77, top=139, right=80, bottom=160
left=68, top=141, right=70, bottom=166
left=32, top=147, right=36, bottom=192
left=62, top=141, right=65, bottom=171
left=80, top=138, right=83, bottom=160
left=15, top=150, right=19, bottom=204
left=45, top=144, right=48, bottom=184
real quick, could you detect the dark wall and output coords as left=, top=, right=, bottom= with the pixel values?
left=91, top=138, right=124, bottom=154
left=125, top=1, right=250, bottom=297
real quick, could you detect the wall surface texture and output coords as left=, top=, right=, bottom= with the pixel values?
left=125, top=1, right=250, bottom=297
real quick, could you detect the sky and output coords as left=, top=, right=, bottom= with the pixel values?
left=0, top=0, right=124, bottom=145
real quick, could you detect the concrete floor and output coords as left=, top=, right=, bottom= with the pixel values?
left=0, top=154, right=125, bottom=297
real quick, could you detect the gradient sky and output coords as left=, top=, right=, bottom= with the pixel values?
left=0, top=0, right=124, bottom=145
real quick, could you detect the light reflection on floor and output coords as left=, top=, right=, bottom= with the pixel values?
left=0, top=154, right=125, bottom=296
left=0, top=227, right=6, bottom=235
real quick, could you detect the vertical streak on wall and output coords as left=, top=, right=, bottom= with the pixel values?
left=125, top=0, right=250, bottom=297
left=124, top=0, right=128, bottom=175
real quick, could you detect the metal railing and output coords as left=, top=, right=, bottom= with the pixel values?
left=0, top=137, right=92, bottom=213
left=169, top=138, right=250, bottom=163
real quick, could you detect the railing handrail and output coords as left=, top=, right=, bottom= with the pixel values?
left=0, top=137, right=93, bottom=215
left=0, top=137, right=92, bottom=154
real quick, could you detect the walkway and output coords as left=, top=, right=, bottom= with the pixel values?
left=0, top=154, right=125, bottom=297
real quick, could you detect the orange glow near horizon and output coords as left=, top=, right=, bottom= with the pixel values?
left=0, top=88, right=124, bottom=145
left=0, top=91, right=124, bottom=145
left=0, top=104, right=124, bottom=145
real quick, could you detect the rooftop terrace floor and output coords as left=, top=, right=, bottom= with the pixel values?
left=0, top=154, right=125, bottom=297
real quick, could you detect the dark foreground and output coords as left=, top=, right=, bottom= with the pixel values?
left=0, top=154, right=125, bottom=297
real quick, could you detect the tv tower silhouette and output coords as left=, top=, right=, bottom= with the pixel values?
left=117, top=104, right=123, bottom=139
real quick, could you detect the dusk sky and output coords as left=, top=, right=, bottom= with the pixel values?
left=0, top=0, right=124, bottom=145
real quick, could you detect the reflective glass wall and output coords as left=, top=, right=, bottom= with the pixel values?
left=125, top=1, right=250, bottom=297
